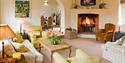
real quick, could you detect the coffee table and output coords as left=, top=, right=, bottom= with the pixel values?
left=41, top=40, right=72, bottom=63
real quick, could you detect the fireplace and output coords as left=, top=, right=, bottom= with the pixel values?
left=78, top=14, right=99, bottom=33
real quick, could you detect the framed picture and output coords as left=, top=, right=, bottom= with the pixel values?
left=80, top=0, right=96, bottom=6
left=15, top=0, right=30, bottom=18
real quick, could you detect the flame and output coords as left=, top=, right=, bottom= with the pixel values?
left=86, top=17, right=90, bottom=24
left=82, top=17, right=94, bottom=25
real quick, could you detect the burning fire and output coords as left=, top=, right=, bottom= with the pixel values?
left=82, top=17, right=95, bottom=25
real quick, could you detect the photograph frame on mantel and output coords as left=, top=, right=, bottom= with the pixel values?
left=15, top=0, right=31, bottom=18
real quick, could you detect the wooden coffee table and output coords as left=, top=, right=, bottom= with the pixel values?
left=41, top=40, right=72, bottom=63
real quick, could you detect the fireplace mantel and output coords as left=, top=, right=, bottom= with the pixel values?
left=71, top=9, right=108, bottom=14
left=70, top=8, right=109, bottom=31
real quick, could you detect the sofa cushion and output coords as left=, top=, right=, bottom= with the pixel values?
left=115, top=36, right=125, bottom=45
left=11, top=42, right=29, bottom=52
left=53, top=52, right=69, bottom=63
left=75, top=49, right=88, bottom=59
left=15, top=33, right=24, bottom=43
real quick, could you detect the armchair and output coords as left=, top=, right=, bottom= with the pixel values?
left=64, top=28, right=77, bottom=39
left=96, top=23, right=115, bottom=42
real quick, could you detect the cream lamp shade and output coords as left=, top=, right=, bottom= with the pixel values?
left=0, top=24, right=15, bottom=40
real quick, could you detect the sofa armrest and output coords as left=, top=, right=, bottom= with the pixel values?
left=103, top=42, right=125, bottom=53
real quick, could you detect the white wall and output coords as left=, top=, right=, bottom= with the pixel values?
left=0, top=0, right=1, bottom=23
left=0, top=0, right=58, bottom=32
left=0, top=0, right=123, bottom=32
left=119, top=1, right=125, bottom=32
left=57, top=0, right=119, bottom=32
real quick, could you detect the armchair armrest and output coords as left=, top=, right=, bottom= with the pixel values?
left=97, top=29, right=105, bottom=33
left=96, top=29, right=105, bottom=35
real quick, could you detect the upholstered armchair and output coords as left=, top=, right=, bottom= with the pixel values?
left=64, top=28, right=77, bottom=39
left=96, top=23, right=115, bottom=42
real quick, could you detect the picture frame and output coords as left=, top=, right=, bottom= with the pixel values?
left=80, top=0, right=96, bottom=6
left=15, top=0, right=30, bottom=18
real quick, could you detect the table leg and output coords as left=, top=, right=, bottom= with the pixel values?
left=69, top=47, right=71, bottom=57
left=51, top=52, right=53, bottom=63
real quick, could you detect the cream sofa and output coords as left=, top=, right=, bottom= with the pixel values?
left=0, top=40, right=43, bottom=63
left=53, top=49, right=100, bottom=63
left=23, top=25, right=42, bottom=49
left=102, top=36, right=125, bottom=63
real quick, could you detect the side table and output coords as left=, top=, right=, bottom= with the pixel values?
left=0, top=58, right=17, bottom=63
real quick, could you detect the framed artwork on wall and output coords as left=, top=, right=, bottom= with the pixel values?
left=15, top=0, right=30, bottom=18
left=80, top=0, right=96, bottom=6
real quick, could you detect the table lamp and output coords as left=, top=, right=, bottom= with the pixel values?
left=0, top=24, right=15, bottom=58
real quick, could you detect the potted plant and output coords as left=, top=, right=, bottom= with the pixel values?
left=48, top=34, right=61, bottom=45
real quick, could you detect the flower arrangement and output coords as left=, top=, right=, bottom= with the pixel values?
left=99, top=2, right=106, bottom=9
left=47, top=31, right=61, bottom=45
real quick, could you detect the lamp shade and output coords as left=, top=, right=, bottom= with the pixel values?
left=0, top=24, right=15, bottom=40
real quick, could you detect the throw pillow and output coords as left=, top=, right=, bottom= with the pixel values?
left=122, top=40, right=125, bottom=47
left=15, top=33, right=24, bottom=43
left=17, top=45, right=29, bottom=52
left=13, top=52, right=22, bottom=60
left=4, top=42, right=16, bottom=57
left=11, top=42, right=29, bottom=52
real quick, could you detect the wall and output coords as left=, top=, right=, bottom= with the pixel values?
left=0, top=0, right=58, bottom=32
left=0, top=0, right=124, bottom=32
left=58, top=0, right=119, bottom=32
left=120, top=1, right=125, bottom=32
left=0, top=0, right=1, bottom=23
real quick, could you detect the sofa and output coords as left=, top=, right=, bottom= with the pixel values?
left=0, top=40, right=43, bottom=63
left=102, top=36, right=125, bottom=63
left=53, top=49, right=100, bottom=63
left=23, top=25, right=42, bottom=49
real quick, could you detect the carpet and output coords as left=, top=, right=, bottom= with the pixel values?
left=41, top=38, right=111, bottom=63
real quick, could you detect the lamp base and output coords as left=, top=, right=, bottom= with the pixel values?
left=2, top=41, right=4, bottom=58
left=118, top=26, right=121, bottom=32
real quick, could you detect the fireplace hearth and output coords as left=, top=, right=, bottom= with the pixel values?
left=78, top=14, right=99, bottom=33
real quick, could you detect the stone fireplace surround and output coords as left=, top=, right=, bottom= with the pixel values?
left=70, top=9, right=109, bottom=32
